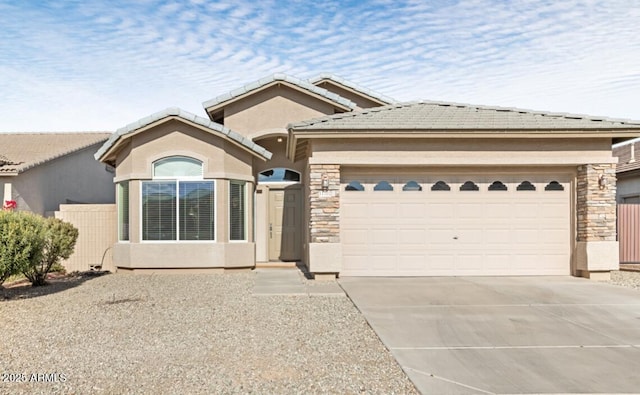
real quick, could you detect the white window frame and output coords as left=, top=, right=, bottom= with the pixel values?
left=229, top=180, right=248, bottom=242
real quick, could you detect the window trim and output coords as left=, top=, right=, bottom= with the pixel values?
left=140, top=179, right=216, bottom=243
left=229, top=180, right=248, bottom=242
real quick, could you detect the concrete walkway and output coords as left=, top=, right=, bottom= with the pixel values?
left=252, top=268, right=344, bottom=296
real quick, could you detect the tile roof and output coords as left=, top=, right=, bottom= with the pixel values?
left=94, top=107, right=272, bottom=161
left=0, top=132, right=111, bottom=175
left=290, top=101, right=640, bottom=131
left=613, top=141, right=640, bottom=173
left=202, top=73, right=357, bottom=112
left=308, top=73, right=396, bottom=105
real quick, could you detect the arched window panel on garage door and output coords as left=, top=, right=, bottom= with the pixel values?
left=545, top=181, right=565, bottom=191
left=488, top=181, right=507, bottom=191
left=431, top=181, right=450, bottom=191
left=460, top=181, right=479, bottom=191
left=373, top=181, right=393, bottom=191
left=517, top=181, right=536, bottom=191
left=345, top=181, right=365, bottom=191
left=402, top=181, right=422, bottom=191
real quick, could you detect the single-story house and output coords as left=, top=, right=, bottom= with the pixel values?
left=1, top=132, right=115, bottom=215
left=95, top=73, right=640, bottom=279
left=613, top=141, right=640, bottom=203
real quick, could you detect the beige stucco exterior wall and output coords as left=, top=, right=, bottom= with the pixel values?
left=55, top=204, right=117, bottom=272
left=0, top=144, right=115, bottom=215
left=308, top=138, right=616, bottom=166
left=111, top=120, right=257, bottom=271
left=223, top=85, right=340, bottom=136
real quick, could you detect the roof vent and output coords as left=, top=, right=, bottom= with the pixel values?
left=629, top=143, right=636, bottom=164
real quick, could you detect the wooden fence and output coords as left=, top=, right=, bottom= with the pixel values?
left=618, top=204, right=640, bottom=263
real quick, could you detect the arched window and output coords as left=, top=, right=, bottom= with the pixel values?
left=460, top=181, right=479, bottom=191
left=431, top=181, right=450, bottom=191
left=258, top=168, right=301, bottom=182
left=345, top=181, right=365, bottom=191
left=373, top=181, right=394, bottom=191
left=488, top=181, right=507, bottom=191
left=402, top=181, right=422, bottom=191
left=545, top=181, right=564, bottom=191
left=153, top=156, right=203, bottom=178
left=517, top=181, right=536, bottom=191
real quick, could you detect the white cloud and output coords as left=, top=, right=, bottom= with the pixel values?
left=0, top=0, right=639, bottom=132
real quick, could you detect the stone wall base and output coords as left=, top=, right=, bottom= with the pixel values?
left=576, top=241, right=619, bottom=272
left=309, top=242, right=342, bottom=274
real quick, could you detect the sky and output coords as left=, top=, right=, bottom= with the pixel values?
left=1, top=0, right=639, bottom=133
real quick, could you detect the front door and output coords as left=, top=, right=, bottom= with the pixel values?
left=268, top=186, right=302, bottom=261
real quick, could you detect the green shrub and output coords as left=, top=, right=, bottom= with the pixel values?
left=0, top=211, right=46, bottom=285
left=22, top=217, right=78, bottom=286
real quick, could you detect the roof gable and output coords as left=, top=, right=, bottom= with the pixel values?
left=308, top=73, right=396, bottom=106
left=0, top=132, right=111, bottom=175
left=95, top=108, right=272, bottom=162
left=202, top=73, right=357, bottom=116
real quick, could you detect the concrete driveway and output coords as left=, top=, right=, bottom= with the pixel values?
left=339, top=276, right=640, bottom=394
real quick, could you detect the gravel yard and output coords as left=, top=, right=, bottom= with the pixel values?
left=609, top=269, right=640, bottom=290
left=0, top=272, right=417, bottom=394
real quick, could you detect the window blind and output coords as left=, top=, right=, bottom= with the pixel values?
left=229, top=181, right=246, bottom=241
left=179, top=181, right=215, bottom=241
left=142, top=182, right=177, bottom=240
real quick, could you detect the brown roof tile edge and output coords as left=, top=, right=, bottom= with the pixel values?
left=0, top=132, right=111, bottom=174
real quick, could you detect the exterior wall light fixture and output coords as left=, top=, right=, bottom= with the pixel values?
left=321, top=174, right=329, bottom=191
left=598, top=174, right=607, bottom=190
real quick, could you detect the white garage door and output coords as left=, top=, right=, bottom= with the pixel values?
left=341, top=172, right=571, bottom=276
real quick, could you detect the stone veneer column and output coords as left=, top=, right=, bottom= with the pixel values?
left=307, top=164, right=342, bottom=277
left=576, top=163, right=618, bottom=279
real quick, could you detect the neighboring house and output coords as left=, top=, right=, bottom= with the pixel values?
left=95, top=73, right=640, bottom=279
left=613, top=141, right=640, bottom=203
left=1, top=132, right=115, bottom=215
